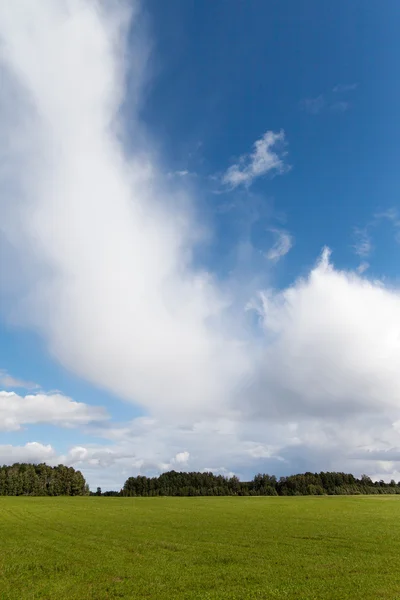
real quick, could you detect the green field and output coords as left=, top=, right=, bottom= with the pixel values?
left=1, top=496, right=400, bottom=599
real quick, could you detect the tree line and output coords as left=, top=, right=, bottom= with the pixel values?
left=0, top=463, right=89, bottom=496
left=118, top=470, right=400, bottom=497
left=2, top=464, right=400, bottom=497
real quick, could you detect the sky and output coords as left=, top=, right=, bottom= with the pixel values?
left=1, top=0, right=400, bottom=490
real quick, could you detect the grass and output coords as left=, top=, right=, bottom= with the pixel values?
left=1, top=496, right=400, bottom=599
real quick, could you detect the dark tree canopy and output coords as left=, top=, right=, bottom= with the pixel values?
left=0, top=463, right=89, bottom=496
left=119, top=470, right=400, bottom=497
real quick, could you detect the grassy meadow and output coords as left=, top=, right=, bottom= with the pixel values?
left=1, top=496, right=400, bottom=599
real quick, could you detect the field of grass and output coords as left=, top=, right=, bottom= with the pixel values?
left=1, top=496, right=400, bottom=599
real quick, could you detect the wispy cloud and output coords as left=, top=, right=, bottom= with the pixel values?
left=300, top=95, right=325, bottom=115
left=221, top=130, right=289, bottom=190
left=357, top=261, right=370, bottom=275
left=265, top=228, right=293, bottom=262
left=330, top=101, right=350, bottom=113
left=333, top=83, right=358, bottom=93
left=167, top=170, right=190, bottom=179
left=301, top=83, right=357, bottom=115
left=352, top=208, right=400, bottom=269
left=375, top=209, right=400, bottom=245
left=374, top=208, right=400, bottom=229
left=0, top=370, right=39, bottom=390
left=353, top=227, right=372, bottom=258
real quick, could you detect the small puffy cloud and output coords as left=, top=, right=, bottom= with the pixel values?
left=0, top=391, right=108, bottom=431
left=245, top=443, right=282, bottom=460
left=266, top=228, right=293, bottom=262
left=221, top=130, right=289, bottom=189
left=0, top=370, right=39, bottom=390
left=0, top=442, right=56, bottom=465
left=61, top=445, right=133, bottom=469
left=173, top=451, right=190, bottom=464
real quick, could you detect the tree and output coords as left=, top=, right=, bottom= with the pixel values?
left=0, top=464, right=89, bottom=496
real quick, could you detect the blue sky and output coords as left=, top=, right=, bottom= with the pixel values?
left=1, top=1, right=400, bottom=490
left=142, top=0, right=400, bottom=283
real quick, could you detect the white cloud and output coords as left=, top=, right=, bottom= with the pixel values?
left=0, top=390, right=108, bottom=431
left=0, top=442, right=56, bottom=464
left=221, top=130, right=289, bottom=189
left=0, top=0, right=250, bottom=421
left=265, top=228, right=293, bottom=262
left=57, top=411, right=400, bottom=488
left=246, top=248, right=400, bottom=420
left=0, top=369, right=39, bottom=390
left=4, top=410, right=400, bottom=489
left=246, top=443, right=282, bottom=459
left=173, top=451, right=190, bottom=464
